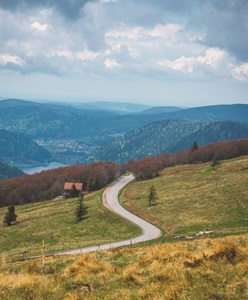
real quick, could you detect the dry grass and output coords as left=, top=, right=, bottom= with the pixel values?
left=0, top=234, right=247, bottom=299
left=122, top=156, right=248, bottom=238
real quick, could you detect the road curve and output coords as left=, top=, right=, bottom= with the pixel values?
left=56, top=174, right=161, bottom=255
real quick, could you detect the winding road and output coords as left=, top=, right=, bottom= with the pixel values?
left=57, top=174, right=161, bottom=255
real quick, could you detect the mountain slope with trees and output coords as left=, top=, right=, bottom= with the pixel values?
left=0, top=162, right=24, bottom=180
left=0, top=129, right=51, bottom=164
left=83, top=120, right=248, bottom=164
left=0, top=100, right=247, bottom=142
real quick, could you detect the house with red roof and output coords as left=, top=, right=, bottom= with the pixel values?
left=63, top=182, right=83, bottom=198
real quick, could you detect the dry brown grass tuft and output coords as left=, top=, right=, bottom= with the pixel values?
left=0, top=234, right=247, bottom=299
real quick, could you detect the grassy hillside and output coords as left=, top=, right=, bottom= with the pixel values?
left=0, top=191, right=140, bottom=259
left=0, top=234, right=247, bottom=299
left=0, top=157, right=247, bottom=299
left=122, top=156, right=248, bottom=238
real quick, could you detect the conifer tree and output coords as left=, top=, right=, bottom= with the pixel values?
left=94, top=177, right=100, bottom=191
left=191, top=141, right=199, bottom=152
left=148, top=185, right=158, bottom=206
left=69, top=183, right=78, bottom=198
left=87, top=178, right=94, bottom=192
left=75, top=195, right=87, bottom=221
left=3, top=205, right=17, bottom=226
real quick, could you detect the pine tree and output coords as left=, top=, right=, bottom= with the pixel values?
left=3, top=205, right=17, bottom=226
left=94, top=177, right=100, bottom=191
left=148, top=185, right=158, bottom=206
left=75, top=195, right=87, bottom=221
left=191, top=141, right=199, bottom=152
left=87, top=178, right=93, bottom=192
left=69, top=183, right=78, bottom=198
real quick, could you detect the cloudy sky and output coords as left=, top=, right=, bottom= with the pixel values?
left=0, top=0, right=248, bottom=107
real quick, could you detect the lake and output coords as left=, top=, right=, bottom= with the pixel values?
left=21, top=162, right=66, bottom=174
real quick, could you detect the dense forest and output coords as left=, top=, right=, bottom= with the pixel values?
left=84, top=121, right=248, bottom=164
left=0, top=138, right=247, bottom=207
left=0, top=162, right=24, bottom=180
left=0, top=129, right=51, bottom=164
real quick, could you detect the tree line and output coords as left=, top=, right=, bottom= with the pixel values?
left=130, top=138, right=248, bottom=180
left=0, top=138, right=247, bottom=207
left=0, top=161, right=117, bottom=207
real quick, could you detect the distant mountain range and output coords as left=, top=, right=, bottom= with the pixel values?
left=0, top=99, right=247, bottom=165
left=83, top=120, right=248, bottom=164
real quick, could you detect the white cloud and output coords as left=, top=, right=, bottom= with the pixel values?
left=31, top=21, right=49, bottom=32
left=157, top=48, right=228, bottom=76
left=149, top=24, right=183, bottom=38
left=0, top=54, right=24, bottom=66
left=106, top=26, right=144, bottom=40
left=104, top=58, right=121, bottom=69
left=231, top=63, right=248, bottom=82
left=51, top=49, right=99, bottom=61
left=197, top=48, right=225, bottom=69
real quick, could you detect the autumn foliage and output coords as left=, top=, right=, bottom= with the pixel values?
left=0, top=161, right=117, bottom=207
left=131, top=138, right=248, bottom=180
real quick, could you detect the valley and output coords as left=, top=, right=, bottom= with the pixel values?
left=0, top=99, right=248, bottom=168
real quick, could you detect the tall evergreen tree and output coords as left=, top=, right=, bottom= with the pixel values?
left=87, top=178, right=94, bottom=192
left=191, top=141, right=199, bottom=152
left=94, top=177, right=100, bottom=191
left=148, top=185, right=158, bottom=206
left=75, top=195, right=87, bottom=221
left=69, top=183, right=78, bottom=198
left=3, top=205, right=17, bottom=226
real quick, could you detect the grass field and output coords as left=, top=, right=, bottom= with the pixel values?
left=0, top=191, right=141, bottom=259
left=0, top=234, right=247, bottom=299
left=122, top=156, right=248, bottom=239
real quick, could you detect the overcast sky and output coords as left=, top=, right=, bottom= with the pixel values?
left=0, top=0, right=248, bottom=107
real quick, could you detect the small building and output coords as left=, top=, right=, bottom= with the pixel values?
left=63, top=182, right=83, bottom=198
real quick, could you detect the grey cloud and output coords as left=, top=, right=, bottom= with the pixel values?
left=0, top=0, right=91, bottom=19
left=187, top=0, right=248, bottom=61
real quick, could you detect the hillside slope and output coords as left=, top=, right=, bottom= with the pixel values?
left=0, top=162, right=24, bottom=180
left=0, top=129, right=51, bottom=164
left=123, top=156, right=248, bottom=238
left=83, top=120, right=248, bottom=163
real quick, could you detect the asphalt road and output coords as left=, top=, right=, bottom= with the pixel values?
left=56, top=174, right=161, bottom=255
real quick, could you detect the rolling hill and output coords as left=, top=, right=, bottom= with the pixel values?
left=0, top=129, right=51, bottom=164
left=83, top=120, right=248, bottom=163
left=1, top=99, right=248, bottom=164
left=0, top=162, right=24, bottom=180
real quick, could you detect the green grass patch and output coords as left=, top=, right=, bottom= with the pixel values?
left=0, top=190, right=141, bottom=259
left=122, top=156, right=248, bottom=238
